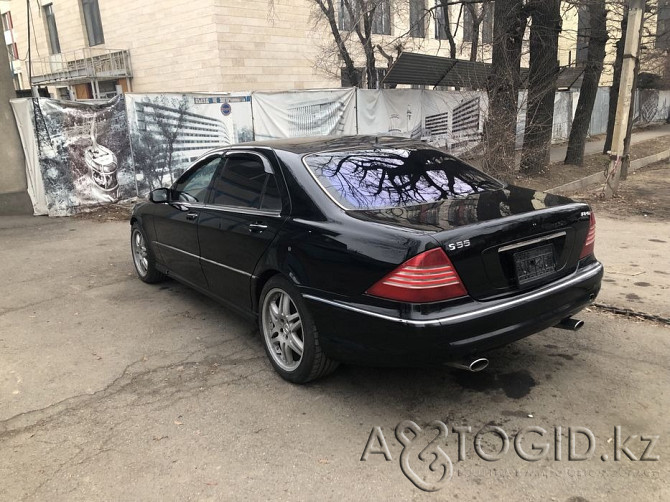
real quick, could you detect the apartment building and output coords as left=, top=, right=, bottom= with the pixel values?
left=3, top=0, right=510, bottom=98
left=1, top=1, right=24, bottom=89
left=558, top=1, right=670, bottom=87
left=4, top=0, right=668, bottom=98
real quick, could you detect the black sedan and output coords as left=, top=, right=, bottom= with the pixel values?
left=130, top=136, right=603, bottom=383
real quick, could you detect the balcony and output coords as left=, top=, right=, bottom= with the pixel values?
left=30, top=48, right=132, bottom=85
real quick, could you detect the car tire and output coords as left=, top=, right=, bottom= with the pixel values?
left=259, top=276, right=339, bottom=383
left=130, top=222, right=165, bottom=284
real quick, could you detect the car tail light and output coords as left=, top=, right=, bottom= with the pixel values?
left=579, top=212, right=596, bottom=259
left=366, top=248, right=467, bottom=303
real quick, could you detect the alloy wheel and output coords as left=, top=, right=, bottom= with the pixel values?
left=262, top=288, right=304, bottom=372
left=131, top=229, right=149, bottom=277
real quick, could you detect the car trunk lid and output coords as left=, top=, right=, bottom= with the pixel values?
left=347, top=185, right=593, bottom=301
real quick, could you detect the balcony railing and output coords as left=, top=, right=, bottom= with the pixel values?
left=30, top=48, right=132, bottom=85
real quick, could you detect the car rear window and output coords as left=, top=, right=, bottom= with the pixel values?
left=303, top=146, right=504, bottom=210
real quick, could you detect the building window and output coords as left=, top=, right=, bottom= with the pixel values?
left=463, top=5, right=474, bottom=43
left=410, top=0, right=425, bottom=38
left=375, top=67, right=388, bottom=87
left=81, top=0, right=105, bottom=46
left=371, top=0, right=391, bottom=35
left=435, top=1, right=450, bottom=40
left=482, top=2, right=494, bottom=44
left=657, top=0, right=670, bottom=50
left=2, top=11, right=13, bottom=31
left=7, top=43, right=18, bottom=61
left=464, top=3, right=494, bottom=44
left=338, top=0, right=356, bottom=31
left=341, top=67, right=363, bottom=87
left=338, top=0, right=390, bottom=35
left=576, top=5, right=589, bottom=63
left=43, top=4, right=61, bottom=55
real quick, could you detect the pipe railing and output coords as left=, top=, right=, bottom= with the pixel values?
left=30, top=48, right=132, bottom=84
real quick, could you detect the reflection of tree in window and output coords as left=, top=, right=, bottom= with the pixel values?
left=305, top=148, right=502, bottom=209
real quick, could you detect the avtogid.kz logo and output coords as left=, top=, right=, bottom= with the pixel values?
left=362, top=421, right=454, bottom=492
left=361, top=421, right=660, bottom=492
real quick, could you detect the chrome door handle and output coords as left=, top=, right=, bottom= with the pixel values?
left=248, top=222, right=268, bottom=232
left=186, top=212, right=199, bottom=221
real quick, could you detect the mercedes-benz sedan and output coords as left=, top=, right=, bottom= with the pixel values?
left=130, top=136, right=603, bottom=383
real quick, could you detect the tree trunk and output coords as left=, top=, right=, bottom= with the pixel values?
left=364, top=41, right=378, bottom=88
left=564, top=0, right=608, bottom=166
left=316, top=0, right=361, bottom=87
left=483, top=0, right=527, bottom=175
left=466, top=4, right=482, bottom=62
left=520, top=0, right=561, bottom=174
left=439, top=0, right=457, bottom=58
left=603, top=9, right=628, bottom=154
left=354, top=3, right=377, bottom=88
left=470, top=21, right=481, bottom=61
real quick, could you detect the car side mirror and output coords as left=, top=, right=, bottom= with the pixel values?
left=149, top=188, right=169, bottom=203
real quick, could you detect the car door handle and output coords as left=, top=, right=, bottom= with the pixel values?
left=186, top=212, right=199, bottom=221
left=248, top=222, right=268, bottom=232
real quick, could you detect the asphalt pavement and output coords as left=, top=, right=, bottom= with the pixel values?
left=0, top=211, right=668, bottom=501
left=596, top=215, right=670, bottom=319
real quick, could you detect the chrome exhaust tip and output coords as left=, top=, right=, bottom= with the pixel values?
left=556, top=317, right=584, bottom=331
left=445, top=357, right=489, bottom=372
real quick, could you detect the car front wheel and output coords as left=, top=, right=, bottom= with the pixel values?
left=131, top=222, right=165, bottom=284
left=259, top=276, right=338, bottom=383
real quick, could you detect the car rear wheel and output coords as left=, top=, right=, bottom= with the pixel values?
left=131, top=223, right=165, bottom=284
left=259, top=276, right=339, bottom=383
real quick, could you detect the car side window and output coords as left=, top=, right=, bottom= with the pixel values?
left=210, top=154, right=282, bottom=211
left=172, top=157, right=221, bottom=203
left=261, top=174, right=282, bottom=211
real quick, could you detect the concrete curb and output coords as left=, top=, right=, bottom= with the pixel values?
left=547, top=148, right=670, bottom=195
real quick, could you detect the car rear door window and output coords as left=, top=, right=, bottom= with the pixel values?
left=260, top=175, right=282, bottom=211
left=173, top=156, right=221, bottom=203
left=303, top=146, right=504, bottom=210
left=210, top=154, right=281, bottom=211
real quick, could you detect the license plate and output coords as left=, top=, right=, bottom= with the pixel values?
left=513, top=244, right=556, bottom=285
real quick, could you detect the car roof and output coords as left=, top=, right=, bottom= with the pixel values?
left=230, top=135, right=421, bottom=155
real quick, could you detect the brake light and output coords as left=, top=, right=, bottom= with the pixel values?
left=579, top=212, right=596, bottom=259
left=366, top=248, right=467, bottom=303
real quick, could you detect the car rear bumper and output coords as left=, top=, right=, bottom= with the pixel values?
left=303, top=261, right=603, bottom=366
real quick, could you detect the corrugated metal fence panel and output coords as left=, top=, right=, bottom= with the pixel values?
left=588, top=87, right=609, bottom=136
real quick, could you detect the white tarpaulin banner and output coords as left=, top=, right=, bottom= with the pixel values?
left=13, top=86, right=670, bottom=217
left=356, top=89, right=424, bottom=138
left=251, top=89, right=357, bottom=140
left=10, top=98, right=47, bottom=215
left=11, top=96, right=135, bottom=216
left=552, top=91, right=578, bottom=144
left=125, top=93, right=254, bottom=195
left=421, top=90, right=486, bottom=153
left=357, top=89, right=486, bottom=154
